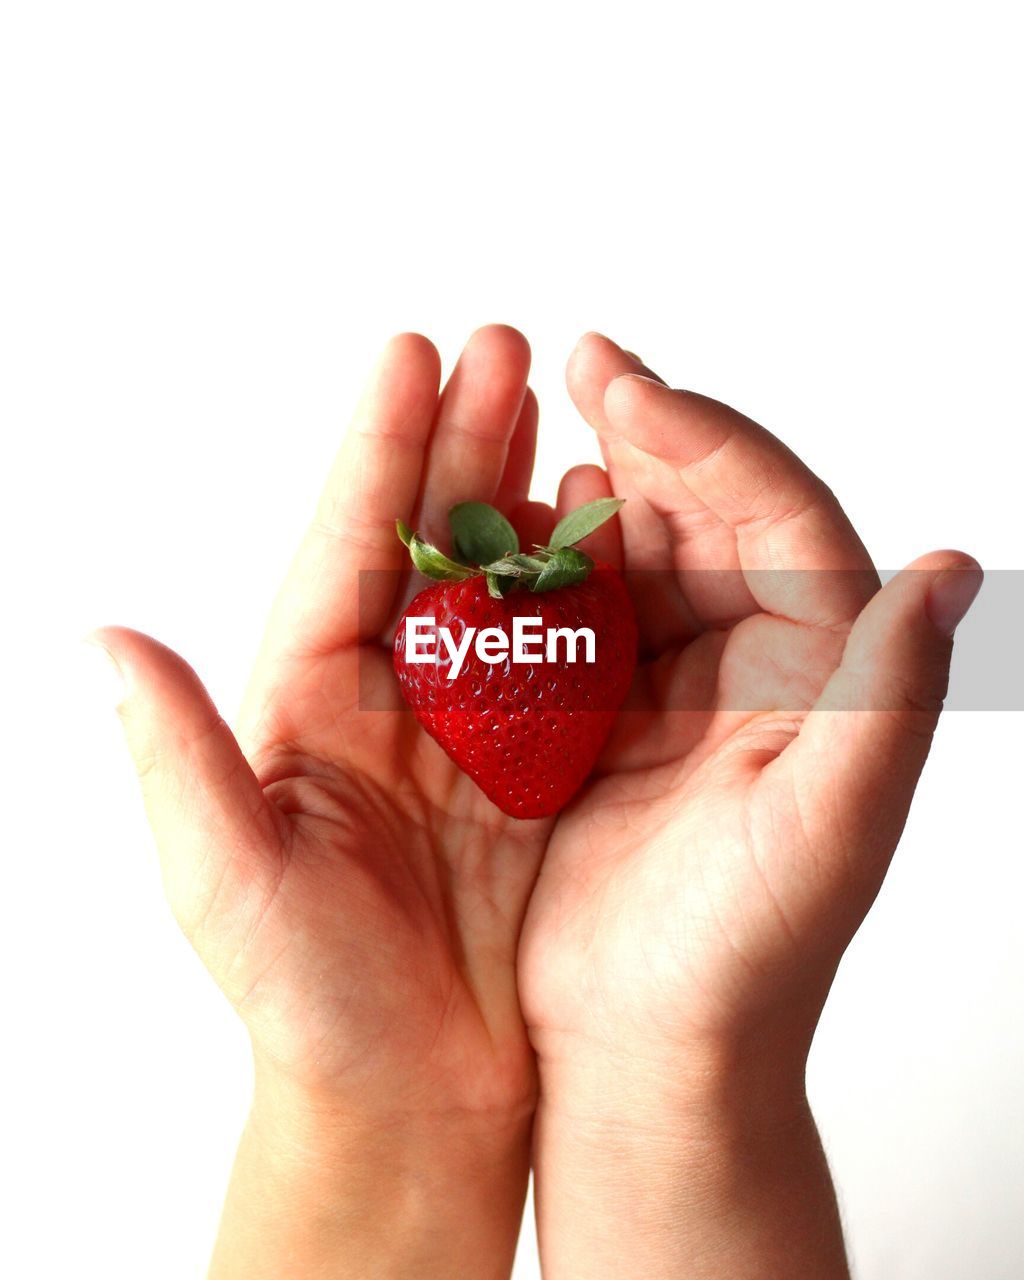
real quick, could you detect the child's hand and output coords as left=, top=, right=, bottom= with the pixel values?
left=93, top=325, right=553, bottom=1278
left=516, top=332, right=982, bottom=1279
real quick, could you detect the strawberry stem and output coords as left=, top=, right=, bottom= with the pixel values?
left=396, top=497, right=624, bottom=593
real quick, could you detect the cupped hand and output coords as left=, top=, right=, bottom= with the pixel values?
left=518, top=333, right=982, bottom=1079
left=98, top=322, right=981, bottom=1130
left=95, top=325, right=557, bottom=1122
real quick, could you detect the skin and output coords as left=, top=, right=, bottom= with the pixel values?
left=92, top=326, right=981, bottom=1278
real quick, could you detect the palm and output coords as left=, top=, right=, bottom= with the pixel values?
left=524, top=618, right=840, bottom=1051
left=219, top=646, right=545, bottom=1110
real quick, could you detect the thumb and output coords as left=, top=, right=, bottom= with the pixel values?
left=777, top=551, right=982, bottom=885
left=88, top=626, right=284, bottom=937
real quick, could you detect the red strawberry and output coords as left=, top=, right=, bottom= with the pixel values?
left=392, top=498, right=637, bottom=819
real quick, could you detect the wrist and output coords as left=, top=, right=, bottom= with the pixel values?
left=530, top=1022, right=848, bottom=1280
left=533, top=1027, right=816, bottom=1200
left=208, top=1059, right=534, bottom=1280
left=531, top=1010, right=815, bottom=1125
left=249, top=1052, right=536, bottom=1155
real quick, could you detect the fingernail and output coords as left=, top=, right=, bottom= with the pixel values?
left=925, top=561, right=983, bottom=635
left=615, top=373, right=670, bottom=390
left=623, top=349, right=668, bottom=386
left=576, top=331, right=669, bottom=384
left=81, top=636, right=126, bottom=707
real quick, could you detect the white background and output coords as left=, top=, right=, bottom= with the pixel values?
left=2, top=2, right=1022, bottom=1276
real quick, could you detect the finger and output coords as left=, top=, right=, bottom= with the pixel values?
left=603, top=375, right=879, bottom=629
left=566, top=333, right=700, bottom=648
left=414, top=324, right=531, bottom=545
left=90, top=627, right=285, bottom=938
left=258, top=333, right=442, bottom=663
left=770, top=552, right=982, bottom=895
left=494, top=387, right=539, bottom=514
left=565, top=333, right=676, bottom=567
left=554, top=464, right=623, bottom=569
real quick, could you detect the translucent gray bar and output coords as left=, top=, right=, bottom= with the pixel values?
left=356, top=569, right=1023, bottom=712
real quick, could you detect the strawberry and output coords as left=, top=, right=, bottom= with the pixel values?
left=392, top=498, right=637, bottom=819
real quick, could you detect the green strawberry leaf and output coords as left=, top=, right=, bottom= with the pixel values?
left=548, top=497, right=625, bottom=550
left=449, top=502, right=519, bottom=566
left=530, top=546, right=593, bottom=592
left=395, top=520, right=476, bottom=582
left=484, top=570, right=517, bottom=599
